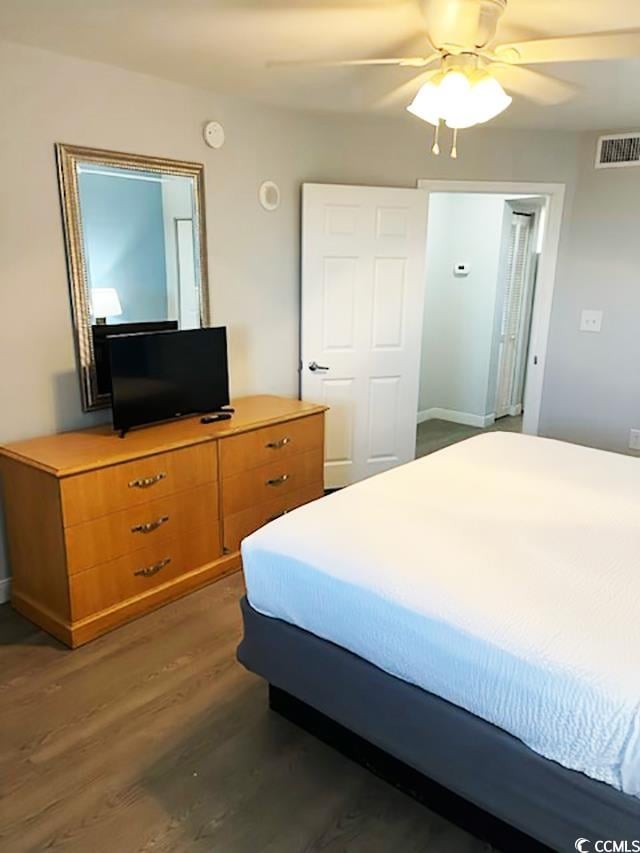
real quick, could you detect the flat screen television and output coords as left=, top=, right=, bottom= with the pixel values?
left=108, top=327, right=229, bottom=435
left=93, top=320, right=178, bottom=396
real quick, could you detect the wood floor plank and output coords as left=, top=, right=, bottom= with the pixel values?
left=0, top=574, right=489, bottom=853
left=415, top=416, right=522, bottom=459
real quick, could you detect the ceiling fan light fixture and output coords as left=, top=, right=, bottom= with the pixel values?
left=438, top=69, right=472, bottom=115
left=407, top=67, right=512, bottom=130
left=471, top=74, right=512, bottom=124
left=406, top=78, right=442, bottom=126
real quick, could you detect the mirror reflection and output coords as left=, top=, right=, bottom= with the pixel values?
left=56, top=145, right=210, bottom=411
left=78, top=164, right=202, bottom=329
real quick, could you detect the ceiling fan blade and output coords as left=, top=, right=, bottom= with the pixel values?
left=373, top=68, right=440, bottom=110
left=490, top=65, right=577, bottom=105
left=495, top=30, right=640, bottom=65
left=268, top=54, right=439, bottom=69
left=214, top=0, right=415, bottom=7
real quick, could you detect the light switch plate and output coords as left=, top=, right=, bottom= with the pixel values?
left=629, top=429, right=640, bottom=451
left=580, top=309, right=603, bottom=333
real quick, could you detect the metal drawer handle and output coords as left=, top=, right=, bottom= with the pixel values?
left=131, top=515, right=169, bottom=534
left=266, top=474, right=289, bottom=487
left=133, top=557, right=171, bottom=578
left=266, top=437, right=291, bottom=450
left=267, top=509, right=289, bottom=523
left=128, top=472, right=167, bottom=489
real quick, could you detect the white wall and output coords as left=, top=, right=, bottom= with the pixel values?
left=419, top=193, right=508, bottom=422
left=0, top=41, right=322, bottom=439
left=307, top=112, right=580, bottom=191
left=0, top=39, right=583, bottom=590
left=540, top=132, right=640, bottom=454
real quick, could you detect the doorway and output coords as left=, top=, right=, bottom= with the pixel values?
left=417, top=179, right=565, bottom=442
left=416, top=189, right=548, bottom=458
left=300, top=180, right=564, bottom=486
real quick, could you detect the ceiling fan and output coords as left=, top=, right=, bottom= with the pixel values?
left=270, top=0, right=640, bottom=157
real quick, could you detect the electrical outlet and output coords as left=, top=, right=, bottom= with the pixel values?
left=629, top=429, right=640, bottom=451
left=580, top=309, right=603, bottom=333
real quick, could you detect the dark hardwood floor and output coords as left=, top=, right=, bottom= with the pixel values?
left=0, top=575, right=491, bottom=852
left=416, top=416, right=522, bottom=459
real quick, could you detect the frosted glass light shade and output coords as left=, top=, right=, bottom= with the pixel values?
left=406, top=79, right=442, bottom=126
left=407, top=68, right=512, bottom=130
left=91, top=287, right=122, bottom=318
left=438, top=70, right=472, bottom=124
left=470, top=75, right=512, bottom=124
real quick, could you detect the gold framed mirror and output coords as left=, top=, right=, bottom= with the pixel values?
left=56, top=143, right=211, bottom=411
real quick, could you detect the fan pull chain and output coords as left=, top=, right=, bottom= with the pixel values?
left=431, top=121, right=441, bottom=156
left=450, top=128, right=459, bottom=159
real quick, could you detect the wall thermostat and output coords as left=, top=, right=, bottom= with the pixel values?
left=454, top=262, right=470, bottom=277
left=203, top=121, right=225, bottom=149
left=259, top=181, right=281, bottom=211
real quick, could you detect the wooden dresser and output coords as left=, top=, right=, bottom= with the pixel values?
left=0, top=396, right=326, bottom=647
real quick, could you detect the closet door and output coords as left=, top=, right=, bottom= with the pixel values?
left=495, top=212, right=535, bottom=419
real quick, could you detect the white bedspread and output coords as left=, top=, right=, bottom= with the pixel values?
left=242, top=433, right=640, bottom=797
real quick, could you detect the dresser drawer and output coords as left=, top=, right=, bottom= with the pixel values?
left=223, top=482, right=323, bottom=553
left=65, top=482, right=219, bottom=575
left=69, top=523, right=221, bottom=620
left=221, top=447, right=323, bottom=516
left=220, top=413, right=324, bottom=477
left=61, top=442, right=218, bottom=526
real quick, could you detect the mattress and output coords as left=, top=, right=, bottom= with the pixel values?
left=242, top=432, right=640, bottom=797
left=238, top=599, right=640, bottom=850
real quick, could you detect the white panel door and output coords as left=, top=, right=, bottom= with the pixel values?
left=301, top=183, right=428, bottom=488
left=495, top=212, right=535, bottom=418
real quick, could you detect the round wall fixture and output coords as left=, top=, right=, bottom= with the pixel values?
left=259, top=181, right=281, bottom=211
left=203, top=121, right=225, bottom=149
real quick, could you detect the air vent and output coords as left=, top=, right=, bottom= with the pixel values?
left=596, top=133, right=640, bottom=169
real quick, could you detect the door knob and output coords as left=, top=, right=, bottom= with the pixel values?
left=309, top=361, right=330, bottom=372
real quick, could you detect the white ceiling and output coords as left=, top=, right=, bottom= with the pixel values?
left=2, top=0, right=640, bottom=130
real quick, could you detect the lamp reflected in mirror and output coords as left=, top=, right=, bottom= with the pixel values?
left=91, top=287, right=122, bottom=325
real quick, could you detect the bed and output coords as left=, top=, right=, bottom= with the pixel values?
left=237, top=432, right=640, bottom=850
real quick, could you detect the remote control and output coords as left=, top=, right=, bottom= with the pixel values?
left=200, top=413, right=232, bottom=424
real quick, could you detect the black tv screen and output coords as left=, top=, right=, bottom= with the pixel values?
left=108, top=327, right=229, bottom=434
left=93, top=320, right=178, bottom=396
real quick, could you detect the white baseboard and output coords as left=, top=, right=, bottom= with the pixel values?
left=418, top=408, right=495, bottom=429
left=0, top=577, right=11, bottom=605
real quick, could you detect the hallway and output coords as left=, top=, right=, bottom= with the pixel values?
left=416, top=416, right=523, bottom=458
